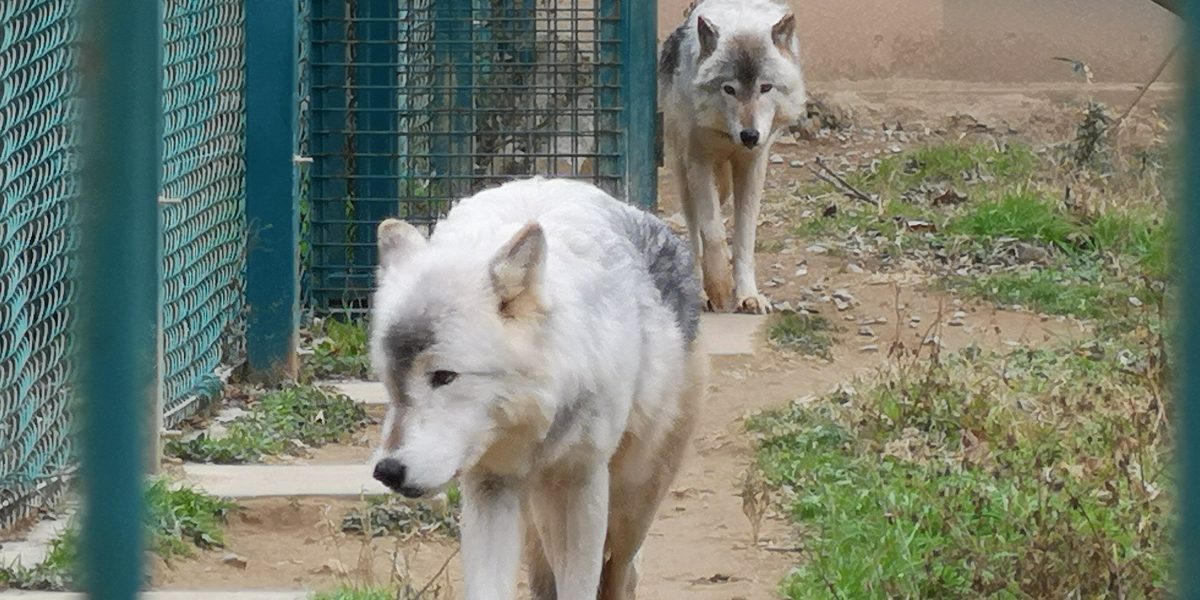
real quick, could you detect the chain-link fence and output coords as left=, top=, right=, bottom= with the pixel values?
left=0, top=0, right=249, bottom=529
left=0, top=0, right=81, bottom=530
left=1, top=0, right=653, bottom=529
left=159, top=0, right=248, bottom=427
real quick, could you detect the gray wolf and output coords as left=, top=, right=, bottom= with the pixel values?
left=659, top=0, right=806, bottom=313
left=368, top=178, right=705, bottom=600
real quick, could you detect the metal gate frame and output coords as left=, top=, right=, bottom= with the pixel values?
left=297, top=0, right=657, bottom=314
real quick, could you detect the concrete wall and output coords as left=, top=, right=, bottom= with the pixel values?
left=656, top=0, right=1179, bottom=82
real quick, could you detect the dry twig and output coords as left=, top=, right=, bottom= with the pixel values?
left=807, top=157, right=881, bottom=210
left=1112, top=40, right=1180, bottom=133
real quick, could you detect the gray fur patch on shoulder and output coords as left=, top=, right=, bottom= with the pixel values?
left=659, top=25, right=688, bottom=81
left=616, top=209, right=701, bottom=346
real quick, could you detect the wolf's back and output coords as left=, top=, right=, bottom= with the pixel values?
left=615, top=207, right=701, bottom=347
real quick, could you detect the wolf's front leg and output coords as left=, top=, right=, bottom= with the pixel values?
left=559, top=467, right=610, bottom=598
left=731, top=152, right=771, bottom=314
left=686, top=158, right=734, bottom=311
left=461, top=475, right=522, bottom=600
left=530, top=465, right=611, bottom=598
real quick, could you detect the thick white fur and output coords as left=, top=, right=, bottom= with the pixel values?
left=370, top=178, right=701, bottom=599
left=661, top=0, right=806, bottom=314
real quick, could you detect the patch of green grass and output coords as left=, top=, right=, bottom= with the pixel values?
left=848, top=142, right=1036, bottom=197
left=309, top=584, right=421, bottom=600
left=767, top=311, right=838, bottom=360
left=166, top=385, right=369, bottom=463
left=953, top=266, right=1125, bottom=320
left=0, top=479, right=236, bottom=591
left=341, top=490, right=461, bottom=539
left=750, top=339, right=1173, bottom=598
left=304, top=318, right=371, bottom=380
left=948, top=190, right=1076, bottom=249
left=1088, top=211, right=1173, bottom=279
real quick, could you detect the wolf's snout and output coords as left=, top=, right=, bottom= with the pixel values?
left=739, top=129, right=760, bottom=149
left=373, top=458, right=424, bottom=498
left=373, top=458, right=406, bottom=488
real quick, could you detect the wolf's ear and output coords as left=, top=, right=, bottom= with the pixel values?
left=377, top=218, right=427, bottom=274
left=490, top=222, right=546, bottom=319
left=696, top=16, right=719, bottom=60
left=771, top=13, right=796, bottom=52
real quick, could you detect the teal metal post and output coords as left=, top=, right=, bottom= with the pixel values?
left=78, top=0, right=163, bottom=596
left=597, top=0, right=623, bottom=192
left=245, top=0, right=300, bottom=380
left=1182, top=1, right=1200, bottom=595
left=622, top=0, right=658, bottom=209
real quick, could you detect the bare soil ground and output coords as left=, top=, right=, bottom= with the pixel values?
left=153, top=82, right=1167, bottom=597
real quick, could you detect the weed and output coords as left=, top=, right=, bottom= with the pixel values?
left=956, top=268, right=1112, bottom=318
left=767, top=311, right=838, bottom=360
left=0, top=479, right=236, bottom=591
left=166, top=385, right=369, bottom=463
left=304, top=318, right=371, bottom=380
left=341, top=492, right=460, bottom=540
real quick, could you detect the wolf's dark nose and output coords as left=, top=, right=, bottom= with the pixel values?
left=739, top=129, right=760, bottom=148
left=373, top=458, right=407, bottom=490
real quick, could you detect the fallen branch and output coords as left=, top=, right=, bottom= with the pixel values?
left=1112, top=40, right=1181, bottom=133
left=807, top=157, right=881, bottom=210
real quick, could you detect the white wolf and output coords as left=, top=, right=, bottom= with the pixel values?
left=659, top=0, right=806, bottom=313
left=369, top=178, right=705, bottom=600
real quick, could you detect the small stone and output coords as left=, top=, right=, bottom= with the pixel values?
left=805, top=244, right=829, bottom=255
left=794, top=265, right=809, bottom=277
left=858, top=326, right=875, bottom=337
left=834, top=298, right=851, bottom=311
left=222, top=553, right=248, bottom=570
left=832, top=289, right=855, bottom=302
left=910, top=316, right=922, bottom=324
left=846, top=263, right=865, bottom=274
left=789, top=160, right=804, bottom=168
left=952, top=310, right=967, bottom=320
left=844, top=314, right=857, bottom=321
left=1129, top=296, right=1144, bottom=307
left=775, top=301, right=794, bottom=312
left=770, top=154, right=785, bottom=164
left=859, top=344, right=880, bottom=353
left=888, top=144, right=903, bottom=154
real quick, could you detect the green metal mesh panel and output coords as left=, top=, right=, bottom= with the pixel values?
left=159, top=0, right=247, bottom=426
left=0, top=0, right=79, bottom=527
left=304, top=0, right=625, bottom=313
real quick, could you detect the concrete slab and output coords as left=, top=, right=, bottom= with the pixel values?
left=0, top=511, right=74, bottom=569
left=182, top=464, right=386, bottom=498
left=699, top=313, right=766, bottom=356
left=325, top=381, right=387, bottom=405
left=0, top=592, right=307, bottom=600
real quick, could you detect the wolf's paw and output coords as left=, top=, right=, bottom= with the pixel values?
left=736, top=294, right=772, bottom=315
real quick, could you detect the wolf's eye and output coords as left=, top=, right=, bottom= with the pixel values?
left=722, top=85, right=736, bottom=96
left=429, top=370, right=458, bottom=388
left=760, top=83, right=774, bottom=93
